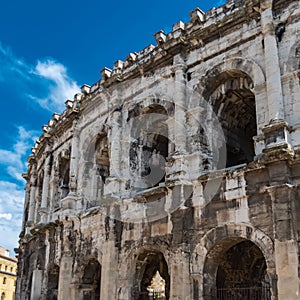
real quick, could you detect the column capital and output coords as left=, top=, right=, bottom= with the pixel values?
left=260, top=0, right=273, bottom=11
left=173, top=53, right=187, bottom=73
left=173, top=63, right=187, bottom=73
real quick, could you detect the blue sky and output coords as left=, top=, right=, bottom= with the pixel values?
left=0, top=0, right=225, bottom=255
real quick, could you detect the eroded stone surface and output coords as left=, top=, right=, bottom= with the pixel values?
left=16, top=0, right=300, bottom=299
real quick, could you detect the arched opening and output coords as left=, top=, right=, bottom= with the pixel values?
left=80, top=259, right=101, bottom=300
left=1, top=292, right=5, bottom=300
left=207, top=71, right=257, bottom=168
left=129, top=104, right=169, bottom=190
left=47, top=265, right=59, bottom=300
left=134, top=250, right=170, bottom=300
left=203, top=239, right=271, bottom=300
left=94, top=133, right=110, bottom=186
left=35, top=170, right=44, bottom=222
left=58, top=149, right=70, bottom=199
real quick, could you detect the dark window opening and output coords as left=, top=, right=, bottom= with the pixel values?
left=130, top=104, right=169, bottom=190
left=81, top=259, right=101, bottom=300
left=59, top=149, right=70, bottom=200
left=213, top=240, right=271, bottom=300
left=95, top=134, right=110, bottom=184
left=208, top=74, right=257, bottom=169
left=134, top=251, right=170, bottom=300
left=47, top=265, right=59, bottom=300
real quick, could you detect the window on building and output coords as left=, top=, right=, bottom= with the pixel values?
left=1, top=292, right=5, bottom=300
left=0, top=264, right=2, bottom=270
left=10, top=267, right=13, bottom=273
left=3, top=277, right=7, bottom=284
left=4, top=265, right=7, bottom=271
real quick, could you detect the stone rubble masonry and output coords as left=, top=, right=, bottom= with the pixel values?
left=16, top=0, right=300, bottom=299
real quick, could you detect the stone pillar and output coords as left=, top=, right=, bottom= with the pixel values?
left=30, top=269, right=43, bottom=300
left=58, top=256, right=73, bottom=300
left=21, top=180, right=30, bottom=228
left=169, top=250, right=192, bottom=300
left=260, top=2, right=293, bottom=158
left=173, top=54, right=187, bottom=154
left=61, top=120, right=81, bottom=211
left=58, top=222, right=74, bottom=300
left=261, top=1, right=284, bottom=122
left=100, top=241, right=118, bottom=300
left=110, top=110, right=122, bottom=177
left=69, top=119, right=80, bottom=194
left=27, top=158, right=37, bottom=226
left=267, top=184, right=299, bottom=299
left=105, top=109, right=126, bottom=196
left=40, top=147, right=51, bottom=209
left=166, top=55, right=189, bottom=182
left=40, top=145, right=52, bottom=223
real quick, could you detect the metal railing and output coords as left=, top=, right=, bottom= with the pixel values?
left=133, top=292, right=166, bottom=300
left=213, top=286, right=271, bottom=300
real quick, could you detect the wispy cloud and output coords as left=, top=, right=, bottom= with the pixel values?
left=0, top=180, right=26, bottom=252
left=0, top=126, right=39, bottom=182
left=0, top=127, right=39, bottom=252
left=30, top=60, right=80, bottom=112
left=0, top=41, right=80, bottom=113
left=0, top=41, right=80, bottom=253
left=0, top=213, right=12, bottom=221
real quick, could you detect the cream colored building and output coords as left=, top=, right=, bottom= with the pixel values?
left=0, top=247, right=17, bottom=300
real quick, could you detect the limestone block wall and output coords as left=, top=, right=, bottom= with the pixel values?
left=16, top=0, right=300, bottom=299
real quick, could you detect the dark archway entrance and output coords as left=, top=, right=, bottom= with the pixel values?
left=204, top=239, right=271, bottom=300
left=80, top=259, right=101, bottom=300
left=206, top=71, right=257, bottom=168
left=47, top=265, right=59, bottom=300
left=129, top=104, right=169, bottom=190
left=134, top=251, right=170, bottom=300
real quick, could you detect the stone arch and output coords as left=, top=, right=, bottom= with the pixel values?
left=286, top=40, right=300, bottom=73
left=130, top=246, right=170, bottom=300
left=35, top=170, right=44, bottom=223
left=128, top=102, right=171, bottom=190
left=82, top=124, right=110, bottom=163
left=196, top=58, right=265, bottom=98
left=191, top=224, right=276, bottom=300
left=195, top=58, right=265, bottom=168
left=126, top=97, right=175, bottom=120
left=81, top=126, right=110, bottom=207
left=73, top=257, right=102, bottom=300
left=56, top=147, right=71, bottom=200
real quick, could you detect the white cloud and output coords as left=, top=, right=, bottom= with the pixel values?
left=0, top=41, right=80, bottom=253
left=0, top=213, right=12, bottom=221
left=0, top=41, right=80, bottom=113
left=0, top=180, right=25, bottom=252
left=0, top=126, right=39, bottom=182
left=0, top=42, right=30, bottom=82
left=31, top=59, right=80, bottom=112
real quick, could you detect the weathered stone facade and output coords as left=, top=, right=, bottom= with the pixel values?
left=16, top=0, right=300, bottom=299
